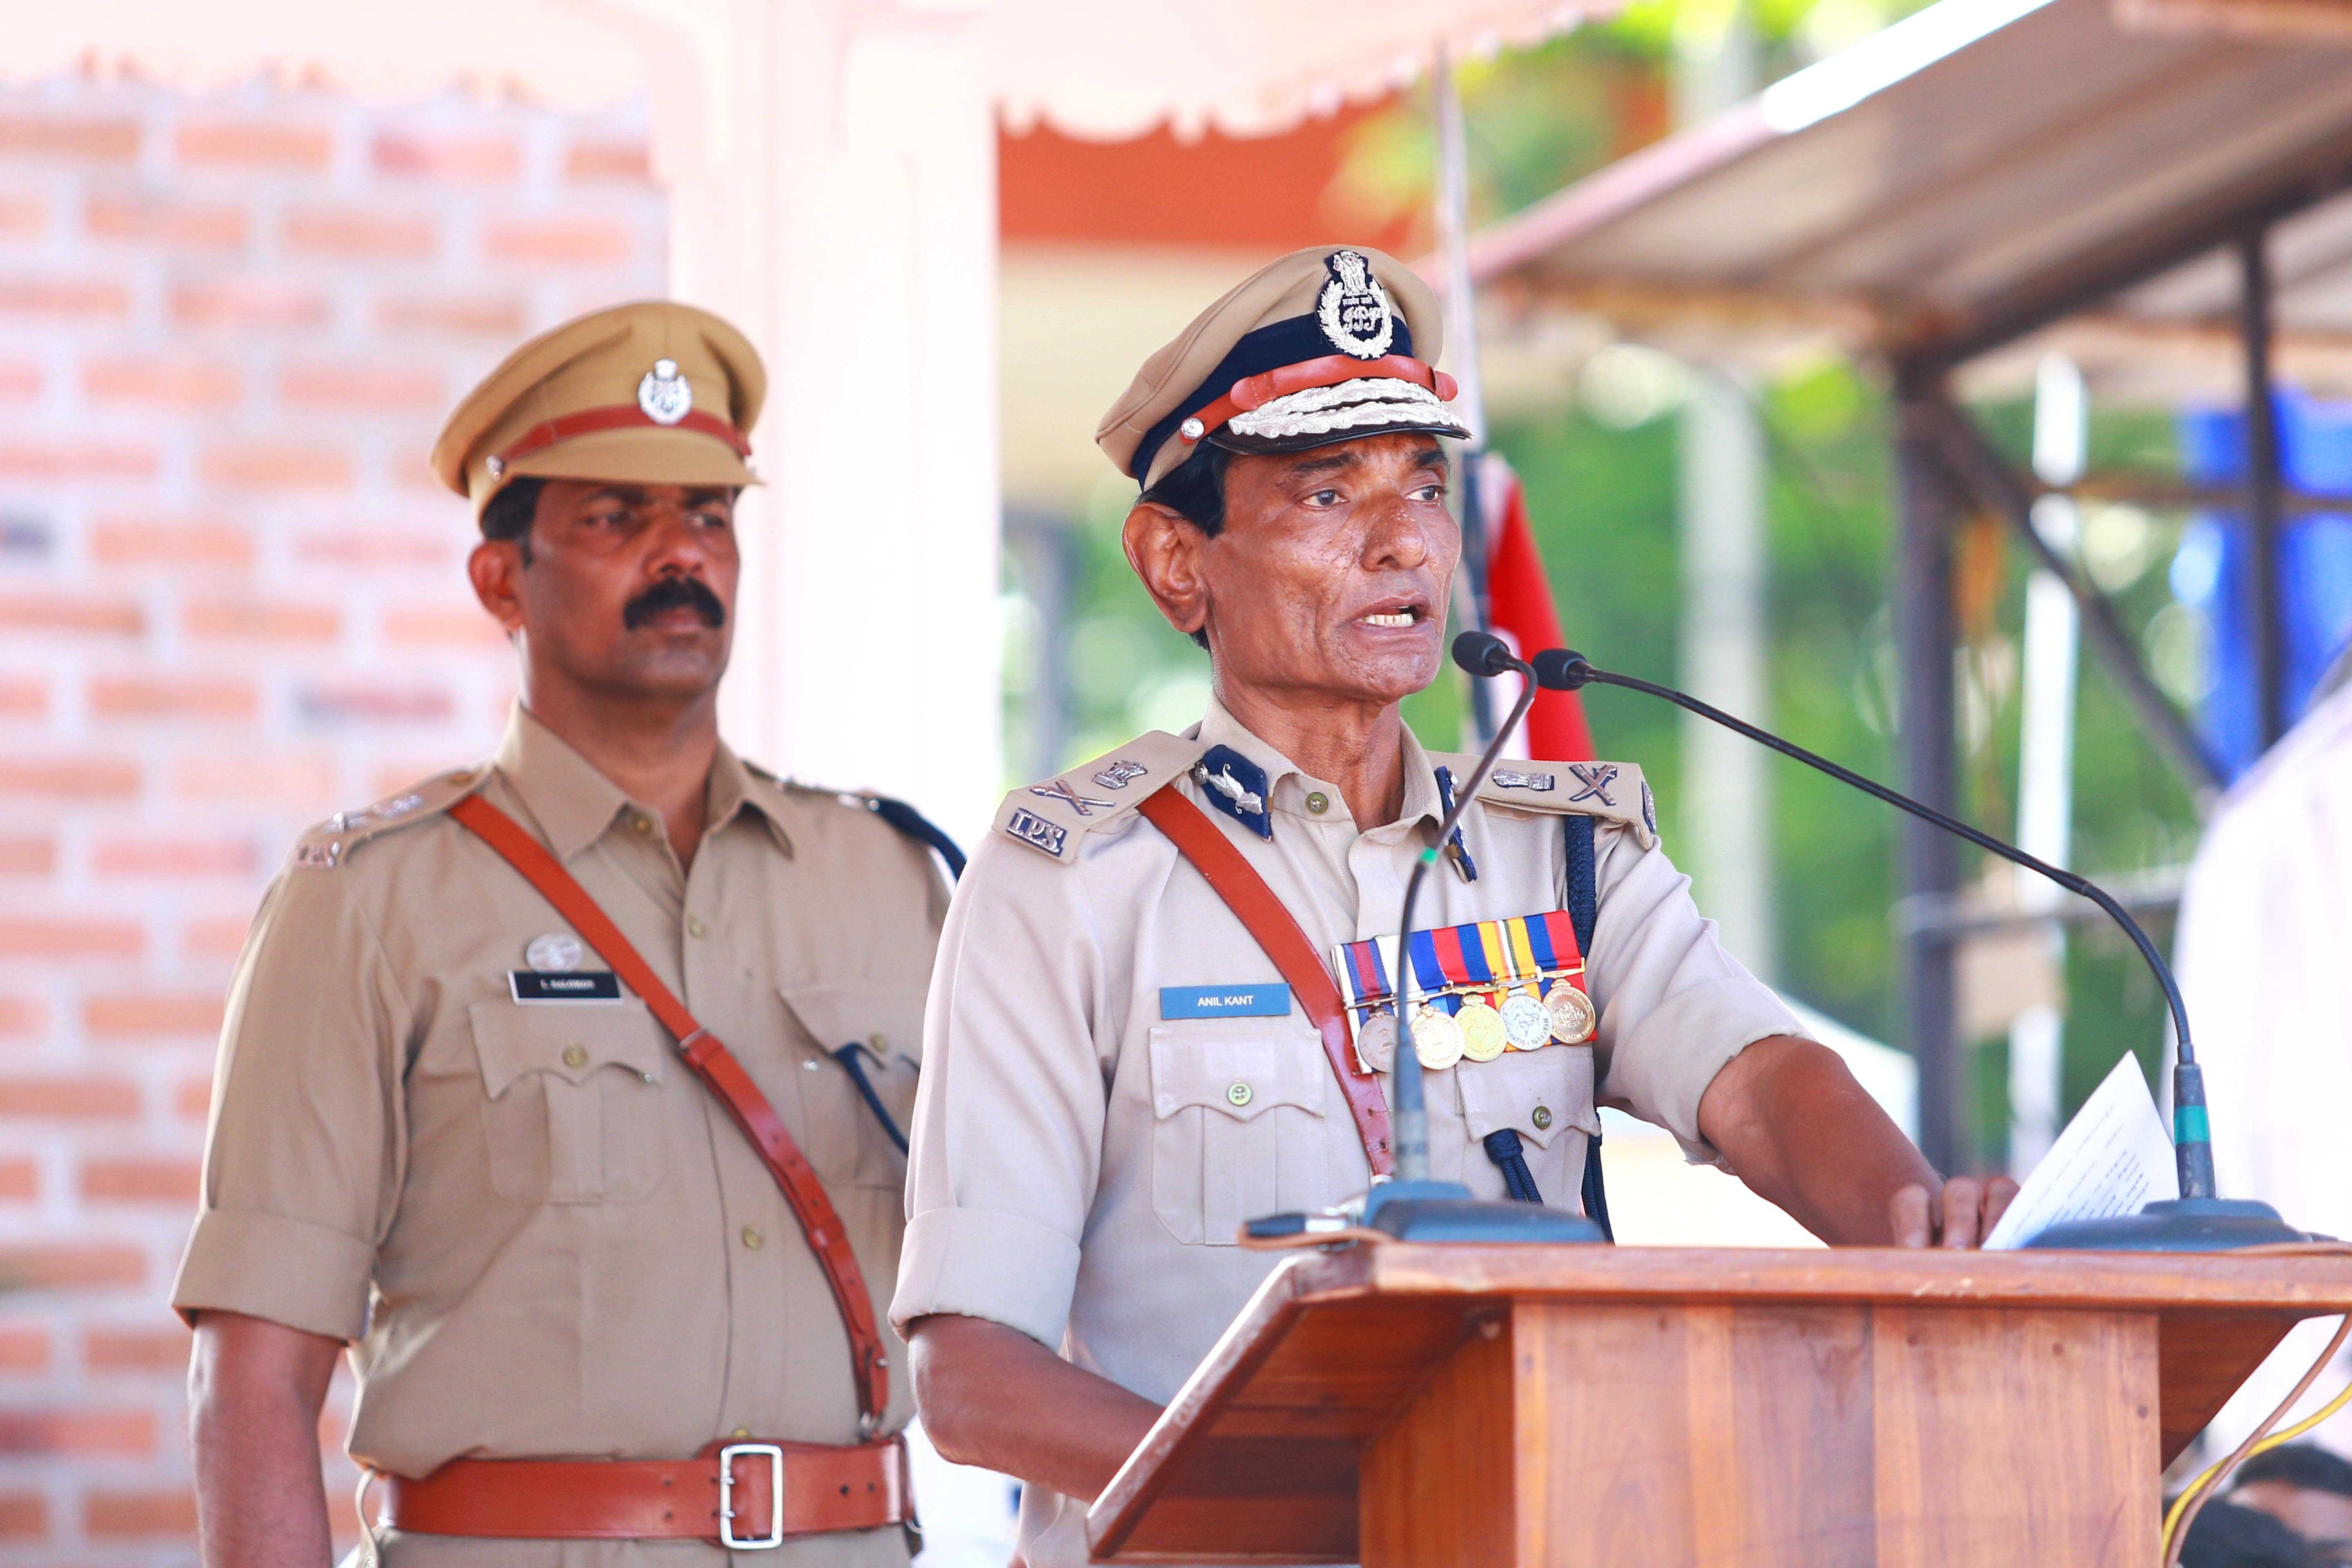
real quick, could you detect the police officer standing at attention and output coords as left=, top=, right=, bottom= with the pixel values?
left=894, top=246, right=2016, bottom=1568
left=175, top=303, right=950, bottom=1566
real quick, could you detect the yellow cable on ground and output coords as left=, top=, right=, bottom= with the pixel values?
left=2160, top=1241, right=2352, bottom=1567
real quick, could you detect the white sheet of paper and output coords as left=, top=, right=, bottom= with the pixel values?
left=1983, top=1054, right=2180, bottom=1250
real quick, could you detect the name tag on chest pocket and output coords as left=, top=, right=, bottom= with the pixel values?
left=1147, top=1022, right=1336, bottom=1247
left=469, top=999, right=668, bottom=1204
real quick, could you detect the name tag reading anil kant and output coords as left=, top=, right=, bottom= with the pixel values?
left=1159, top=984, right=1292, bottom=1020
left=509, top=971, right=624, bottom=1004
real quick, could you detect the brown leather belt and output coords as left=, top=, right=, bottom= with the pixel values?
left=379, top=1438, right=911, bottom=1548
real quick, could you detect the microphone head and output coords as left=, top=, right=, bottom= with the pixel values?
left=1451, top=630, right=1516, bottom=677
left=1531, top=648, right=1594, bottom=690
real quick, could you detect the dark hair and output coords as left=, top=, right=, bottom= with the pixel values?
left=480, top=476, right=545, bottom=562
left=2174, top=1498, right=2309, bottom=1568
left=2235, top=1442, right=2352, bottom=1500
left=1138, top=443, right=1232, bottom=650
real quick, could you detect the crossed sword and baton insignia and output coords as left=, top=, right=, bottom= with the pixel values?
left=1030, top=778, right=1117, bottom=817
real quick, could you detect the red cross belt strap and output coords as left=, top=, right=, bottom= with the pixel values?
left=1137, top=786, right=1395, bottom=1176
left=381, top=793, right=908, bottom=1549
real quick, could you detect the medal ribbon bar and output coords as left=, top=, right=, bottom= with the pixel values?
left=1332, top=917, right=1589, bottom=1016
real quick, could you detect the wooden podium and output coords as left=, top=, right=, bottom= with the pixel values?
left=1086, top=1244, right=2352, bottom=1567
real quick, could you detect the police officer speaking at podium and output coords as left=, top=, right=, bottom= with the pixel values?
left=895, top=247, right=2016, bottom=1568
left=174, top=303, right=950, bottom=1567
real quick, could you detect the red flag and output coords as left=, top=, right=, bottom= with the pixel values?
left=1478, top=454, right=1594, bottom=762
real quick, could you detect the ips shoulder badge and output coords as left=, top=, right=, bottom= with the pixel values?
left=994, top=731, right=1206, bottom=864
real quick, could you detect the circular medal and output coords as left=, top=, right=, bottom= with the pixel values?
left=525, top=931, right=584, bottom=971
left=1457, top=997, right=1508, bottom=1062
left=1546, top=982, right=1597, bottom=1045
left=1499, top=988, right=1552, bottom=1051
left=1354, top=1010, right=1398, bottom=1074
left=1410, top=1004, right=1466, bottom=1071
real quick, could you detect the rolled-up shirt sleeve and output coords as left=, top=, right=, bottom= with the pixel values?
left=891, top=829, right=1109, bottom=1351
left=1586, top=824, right=1809, bottom=1163
left=171, top=865, right=408, bottom=1341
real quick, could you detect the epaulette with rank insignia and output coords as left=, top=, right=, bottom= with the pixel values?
left=994, top=731, right=1205, bottom=864
left=1430, top=753, right=1659, bottom=852
left=287, top=766, right=486, bottom=871
left=750, top=763, right=968, bottom=880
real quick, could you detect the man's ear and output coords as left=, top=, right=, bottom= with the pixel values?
left=1122, top=501, right=1210, bottom=641
left=467, top=538, right=527, bottom=638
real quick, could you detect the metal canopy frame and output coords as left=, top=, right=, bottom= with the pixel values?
left=1464, top=0, right=2352, bottom=1171
left=1884, top=209, right=2319, bottom=1170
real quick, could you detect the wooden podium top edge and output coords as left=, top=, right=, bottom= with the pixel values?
left=1340, top=1241, right=2352, bottom=1312
left=1086, top=1242, right=2352, bottom=1558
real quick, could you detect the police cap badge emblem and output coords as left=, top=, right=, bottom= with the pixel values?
left=637, top=358, right=693, bottom=425
left=1316, top=250, right=1396, bottom=361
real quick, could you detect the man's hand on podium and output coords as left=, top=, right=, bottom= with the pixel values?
left=1697, top=1036, right=2018, bottom=1248
left=1890, top=1176, right=2019, bottom=1249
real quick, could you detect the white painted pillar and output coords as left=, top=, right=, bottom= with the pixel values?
left=637, top=0, right=1004, bottom=845
left=1673, top=10, right=1775, bottom=979
left=2007, top=354, right=2085, bottom=1172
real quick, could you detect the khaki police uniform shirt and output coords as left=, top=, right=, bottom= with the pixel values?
left=890, top=698, right=1806, bottom=1568
left=172, top=706, right=947, bottom=1568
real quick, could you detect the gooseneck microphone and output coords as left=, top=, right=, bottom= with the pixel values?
left=1388, top=633, right=1540, bottom=1180
left=1532, top=647, right=2303, bottom=1251
left=1308, top=633, right=1604, bottom=1244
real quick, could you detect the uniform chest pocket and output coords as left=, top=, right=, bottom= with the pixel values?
left=1454, top=1045, right=1600, bottom=1207
left=777, top=982, right=925, bottom=1189
left=469, top=1000, right=668, bottom=1205
left=1149, top=1022, right=1336, bottom=1247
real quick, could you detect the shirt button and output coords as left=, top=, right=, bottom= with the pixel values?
left=562, top=1043, right=588, bottom=1070
left=741, top=1227, right=764, bottom=1250
left=1226, top=1081, right=1253, bottom=1107
left=731, top=1427, right=751, bottom=1440
left=802, top=1059, right=822, bottom=1071
left=1304, top=791, right=1330, bottom=815
left=1532, top=1105, right=1554, bottom=1131
left=631, top=813, right=655, bottom=835
left=686, top=915, right=707, bottom=939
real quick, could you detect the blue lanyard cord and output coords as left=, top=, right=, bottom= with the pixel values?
left=1482, top=1129, right=1543, bottom=1204
left=830, top=1045, right=909, bottom=1156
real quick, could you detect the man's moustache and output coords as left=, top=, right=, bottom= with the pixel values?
left=622, top=576, right=727, bottom=630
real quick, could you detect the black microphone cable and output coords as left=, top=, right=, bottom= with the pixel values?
left=1530, top=647, right=2218, bottom=1201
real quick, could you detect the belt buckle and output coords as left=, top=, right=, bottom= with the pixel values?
left=718, top=1442, right=786, bottom=1550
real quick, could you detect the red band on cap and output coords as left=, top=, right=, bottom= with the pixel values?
left=490, top=404, right=751, bottom=477
left=1178, top=354, right=1459, bottom=448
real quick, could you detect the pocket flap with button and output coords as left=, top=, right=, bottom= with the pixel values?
left=469, top=999, right=666, bottom=1099
left=1456, top=1045, right=1599, bottom=1150
left=776, top=981, right=924, bottom=1068
left=1149, top=1023, right=1327, bottom=1124
left=777, top=980, right=926, bottom=1185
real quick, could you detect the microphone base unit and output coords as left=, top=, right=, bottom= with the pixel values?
left=1360, top=1180, right=1609, bottom=1245
left=2022, top=1198, right=2310, bottom=1253
left=1239, top=1182, right=1610, bottom=1246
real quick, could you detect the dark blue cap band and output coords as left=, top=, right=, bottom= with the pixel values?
left=1132, top=310, right=1416, bottom=486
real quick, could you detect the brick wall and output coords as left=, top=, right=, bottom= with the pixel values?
left=0, top=73, right=666, bottom=1565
